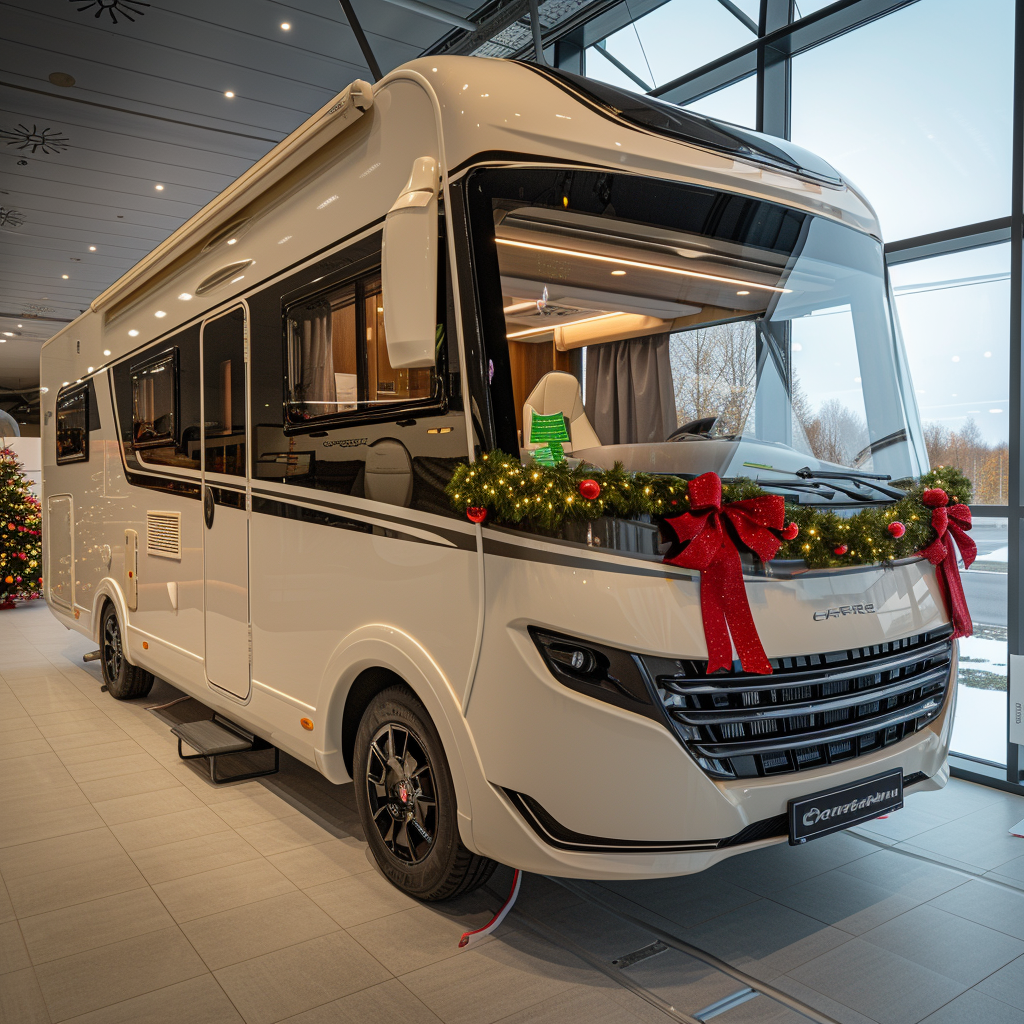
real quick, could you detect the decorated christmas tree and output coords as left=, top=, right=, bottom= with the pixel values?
left=0, top=446, right=42, bottom=609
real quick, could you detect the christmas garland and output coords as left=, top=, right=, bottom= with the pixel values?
left=446, top=450, right=973, bottom=570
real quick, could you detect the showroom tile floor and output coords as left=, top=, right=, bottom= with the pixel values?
left=0, top=603, right=1022, bottom=1024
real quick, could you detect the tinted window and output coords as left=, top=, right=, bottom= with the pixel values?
left=249, top=231, right=469, bottom=516
left=56, top=384, right=88, bottom=464
left=202, top=307, right=246, bottom=477
left=285, top=271, right=436, bottom=426
left=112, top=325, right=201, bottom=472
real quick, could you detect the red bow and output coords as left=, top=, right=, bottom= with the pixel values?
left=918, top=491, right=976, bottom=639
left=663, top=473, right=785, bottom=674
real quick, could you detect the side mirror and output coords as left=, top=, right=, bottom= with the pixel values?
left=382, top=156, right=439, bottom=369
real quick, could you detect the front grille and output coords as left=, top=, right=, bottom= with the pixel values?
left=644, top=628, right=953, bottom=779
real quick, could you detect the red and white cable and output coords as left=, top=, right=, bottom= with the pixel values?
left=458, top=869, right=521, bottom=948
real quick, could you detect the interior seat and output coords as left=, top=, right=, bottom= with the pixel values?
left=523, top=371, right=602, bottom=453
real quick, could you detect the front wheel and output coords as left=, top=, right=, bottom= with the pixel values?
left=353, top=685, right=497, bottom=901
left=100, top=603, right=154, bottom=700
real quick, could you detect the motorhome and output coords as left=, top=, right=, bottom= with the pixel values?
left=41, top=57, right=955, bottom=900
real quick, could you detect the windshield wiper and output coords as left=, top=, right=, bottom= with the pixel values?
left=794, top=467, right=905, bottom=501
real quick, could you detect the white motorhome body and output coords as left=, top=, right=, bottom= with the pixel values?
left=42, top=57, right=954, bottom=894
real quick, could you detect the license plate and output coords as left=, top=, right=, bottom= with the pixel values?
left=788, top=769, right=904, bottom=845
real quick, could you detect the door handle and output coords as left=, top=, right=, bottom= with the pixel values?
left=204, top=486, right=214, bottom=529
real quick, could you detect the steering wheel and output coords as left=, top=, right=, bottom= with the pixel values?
left=666, top=416, right=718, bottom=441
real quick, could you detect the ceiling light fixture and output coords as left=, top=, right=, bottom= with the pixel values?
left=736, top=290, right=750, bottom=295
left=611, top=270, right=626, bottom=276
left=224, top=91, right=235, bottom=98
left=507, top=311, right=625, bottom=340
left=281, top=21, right=290, bottom=29
left=87, top=366, right=94, bottom=373
left=128, top=329, right=139, bottom=336
left=103, top=349, right=111, bottom=356
left=178, top=292, right=192, bottom=300
left=496, top=239, right=790, bottom=293
left=61, top=274, right=69, bottom=279
left=155, top=184, right=164, bottom=190
left=89, top=245, right=96, bottom=251
left=154, top=310, right=166, bottom=318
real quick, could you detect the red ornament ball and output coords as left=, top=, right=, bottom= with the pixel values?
left=888, top=521, right=906, bottom=538
left=781, top=522, right=799, bottom=541
left=921, top=488, right=948, bottom=508
left=466, top=506, right=488, bottom=524
left=834, top=544, right=848, bottom=556
left=578, top=478, right=601, bottom=501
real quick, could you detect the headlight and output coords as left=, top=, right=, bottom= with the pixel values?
left=528, top=627, right=661, bottom=722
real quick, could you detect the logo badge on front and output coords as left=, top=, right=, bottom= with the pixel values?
left=813, top=603, right=875, bottom=621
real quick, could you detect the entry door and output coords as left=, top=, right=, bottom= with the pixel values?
left=201, top=306, right=251, bottom=698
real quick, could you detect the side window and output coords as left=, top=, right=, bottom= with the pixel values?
left=285, top=271, right=436, bottom=426
left=132, top=349, right=177, bottom=448
left=248, top=230, right=469, bottom=516
left=202, top=307, right=246, bottom=477
left=114, top=324, right=201, bottom=472
left=56, top=384, right=88, bottom=464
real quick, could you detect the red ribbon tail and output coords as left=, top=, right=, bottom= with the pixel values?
left=701, top=545, right=772, bottom=675
left=937, top=534, right=973, bottom=639
left=698, top=554, right=734, bottom=674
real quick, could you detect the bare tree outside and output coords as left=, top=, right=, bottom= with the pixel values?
left=669, top=322, right=757, bottom=435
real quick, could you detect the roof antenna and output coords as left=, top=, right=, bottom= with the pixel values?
left=338, top=0, right=382, bottom=82
left=527, top=0, right=546, bottom=66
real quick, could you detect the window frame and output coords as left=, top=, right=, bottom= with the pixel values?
left=55, top=382, right=90, bottom=465
left=129, top=347, right=180, bottom=452
left=279, top=248, right=449, bottom=438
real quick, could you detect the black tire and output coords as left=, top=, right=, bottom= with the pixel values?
left=100, top=603, right=154, bottom=700
left=354, top=684, right=497, bottom=901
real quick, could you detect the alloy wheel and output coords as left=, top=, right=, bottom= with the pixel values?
left=102, top=614, right=122, bottom=681
left=365, top=723, right=437, bottom=864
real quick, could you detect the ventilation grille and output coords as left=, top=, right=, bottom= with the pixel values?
left=146, top=511, right=181, bottom=559
left=645, top=628, right=954, bottom=780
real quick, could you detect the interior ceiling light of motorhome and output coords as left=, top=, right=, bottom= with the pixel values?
left=507, top=311, right=624, bottom=339
left=178, top=293, right=192, bottom=300
left=495, top=239, right=791, bottom=294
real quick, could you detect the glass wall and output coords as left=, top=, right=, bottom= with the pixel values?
left=569, top=0, right=1022, bottom=786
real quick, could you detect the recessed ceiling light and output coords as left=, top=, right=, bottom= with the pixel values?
left=280, top=21, right=290, bottom=29
left=178, top=292, right=192, bottom=301
left=89, top=245, right=96, bottom=251
left=48, top=71, right=76, bottom=88
left=128, top=329, right=139, bottom=337
left=736, top=290, right=750, bottom=295
left=155, top=184, right=164, bottom=191
left=610, top=270, right=626, bottom=276
left=62, top=274, right=69, bottom=279
left=17, top=324, right=22, bottom=328
left=87, top=366, right=94, bottom=373
left=103, top=349, right=111, bottom=356
left=224, top=91, right=235, bottom=98
left=154, top=310, right=166, bottom=318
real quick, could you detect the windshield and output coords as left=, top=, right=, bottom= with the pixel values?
left=469, top=167, right=927, bottom=505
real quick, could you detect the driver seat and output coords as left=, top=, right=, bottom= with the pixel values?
left=523, top=371, right=602, bottom=452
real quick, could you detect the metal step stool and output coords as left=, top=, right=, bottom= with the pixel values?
left=171, top=714, right=279, bottom=784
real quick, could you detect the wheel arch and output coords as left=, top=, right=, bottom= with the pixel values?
left=90, top=579, right=134, bottom=662
left=313, top=626, right=485, bottom=828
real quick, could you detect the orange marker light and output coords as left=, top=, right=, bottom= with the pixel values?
left=300, top=718, right=314, bottom=731
left=142, top=641, right=149, bottom=649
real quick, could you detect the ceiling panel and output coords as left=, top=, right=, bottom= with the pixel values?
left=0, top=0, right=476, bottom=393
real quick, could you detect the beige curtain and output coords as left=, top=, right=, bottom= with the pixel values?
left=298, top=302, right=336, bottom=409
